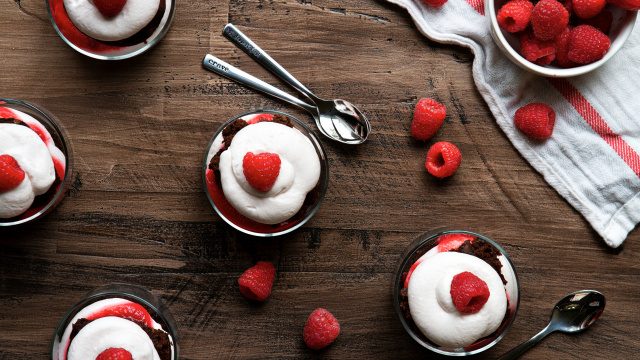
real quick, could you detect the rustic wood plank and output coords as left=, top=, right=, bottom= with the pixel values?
left=0, top=0, right=638, bottom=359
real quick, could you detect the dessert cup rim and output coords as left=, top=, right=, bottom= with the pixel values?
left=45, top=0, right=177, bottom=61
left=392, top=229, right=521, bottom=356
left=50, top=283, right=179, bottom=360
left=202, top=109, right=329, bottom=238
left=0, top=98, right=74, bottom=227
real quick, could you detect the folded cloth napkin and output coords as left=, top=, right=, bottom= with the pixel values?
left=387, top=0, right=640, bottom=247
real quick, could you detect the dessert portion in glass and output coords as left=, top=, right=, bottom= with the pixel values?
left=47, top=0, right=176, bottom=60
left=52, top=284, right=178, bottom=360
left=0, top=99, right=72, bottom=227
left=393, top=230, right=519, bottom=356
left=203, top=110, right=329, bottom=237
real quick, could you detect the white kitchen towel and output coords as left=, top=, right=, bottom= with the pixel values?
left=387, top=0, right=640, bottom=247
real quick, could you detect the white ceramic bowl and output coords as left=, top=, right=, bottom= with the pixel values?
left=486, top=0, right=638, bottom=77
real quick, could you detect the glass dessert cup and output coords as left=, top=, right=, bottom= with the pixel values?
left=46, top=0, right=176, bottom=60
left=203, top=110, right=329, bottom=237
left=0, top=98, right=73, bottom=227
left=51, top=283, right=179, bottom=360
left=393, top=229, right=520, bottom=356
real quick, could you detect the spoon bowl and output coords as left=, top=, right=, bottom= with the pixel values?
left=315, top=98, right=370, bottom=144
left=550, top=290, right=606, bottom=334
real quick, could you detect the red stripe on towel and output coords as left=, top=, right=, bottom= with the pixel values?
left=466, top=0, right=485, bottom=15
left=549, top=78, right=640, bottom=177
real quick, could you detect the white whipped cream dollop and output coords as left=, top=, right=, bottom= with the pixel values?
left=67, top=317, right=161, bottom=360
left=408, top=252, right=507, bottom=348
left=217, top=121, right=321, bottom=224
left=58, top=298, right=174, bottom=360
left=0, top=123, right=56, bottom=218
left=63, top=0, right=161, bottom=41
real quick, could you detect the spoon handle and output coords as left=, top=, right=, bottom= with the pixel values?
left=497, top=325, right=554, bottom=360
left=223, top=24, right=316, bottom=100
left=202, top=54, right=316, bottom=113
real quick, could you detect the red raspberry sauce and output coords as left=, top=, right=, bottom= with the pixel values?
left=205, top=169, right=303, bottom=234
left=49, top=0, right=123, bottom=53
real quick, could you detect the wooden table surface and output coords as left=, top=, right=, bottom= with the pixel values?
left=1, top=0, right=639, bottom=359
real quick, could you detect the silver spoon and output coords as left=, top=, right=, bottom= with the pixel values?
left=222, top=24, right=370, bottom=144
left=202, top=25, right=370, bottom=145
left=498, top=290, right=605, bottom=360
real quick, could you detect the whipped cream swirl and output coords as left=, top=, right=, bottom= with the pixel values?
left=216, top=121, right=321, bottom=224
left=58, top=298, right=173, bottom=360
left=63, top=0, right=161, bottom=41
left=0, top=108, right=65, bottom=218
left=68, top=317, right=161, bottom=360
left=408, top=252, right=507, bottom=348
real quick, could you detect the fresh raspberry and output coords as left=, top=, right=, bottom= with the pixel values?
left=497, top=0, right=534, bottom=33
left=96, top=348, right=133, bottom=360
left=519, top=31, right=556, bottom=65
left=437, top=233, right=476, bottom=252
left=450, top=271, right=490, bottom=314
left=514, top=103, right=556, bottom=141
left=531, top=0, right=570, bottom=40
left=555, top=27, right=577, bottom=68
left=242, top=152, right=281, bottom=192
left=238, top=261, right=276, bottom=302
left=425, top=141, right=462, bottom=179
left=86, top=302, right=154, bottom=328
left=422, top=0, right=448, bottom=7
left=303, top=308, right=341, bottom=350
left=0, top=155, right=25, bottom=193
left=568, top=25, right=611, bottom=64
left=410, top=98, right=446, bottom=141
left=562, top=0, right=573, bottom=13
left=607, top=0, right=640, bottom=10
left=572, top=0, right=606, bottom=19
left=582, top=10, right=613, bottom=34
left=93, top=0, right=127, bottom=17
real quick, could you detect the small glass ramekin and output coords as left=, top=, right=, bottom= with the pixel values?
left=393, top=229, right=520, bottom=356
left=202, top=110, right=329, bottom=237
left=0, top=98, right=73, bottom=227
left=46, top=0, right=176, bottom=60
left=51, top=283, right=179, bottom=360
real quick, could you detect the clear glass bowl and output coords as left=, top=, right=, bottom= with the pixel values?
left=0, top=98, right=73, bottom=227
left=202, top=110, right=329, bottom=237
left=51, top=283, right=179, bottom=360
left=46, top=0, right=176, bottom=60
left=393, top=229, right=520, bottom=356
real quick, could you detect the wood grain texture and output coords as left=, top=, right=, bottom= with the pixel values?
left=1, top=0, right=639, bottom=359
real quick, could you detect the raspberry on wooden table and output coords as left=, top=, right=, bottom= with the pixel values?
left=303, top=308, right=341, bottom=350
left=410, top=98, right=447, bottom=141
left=238, top=261, right=276, bottom=302
left=514, top=103, right=556, bottom=141
left=425, top=141, right=462, bottom=179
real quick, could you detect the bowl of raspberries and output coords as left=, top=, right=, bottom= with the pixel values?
left=487, top=0, right=638, bottom=76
